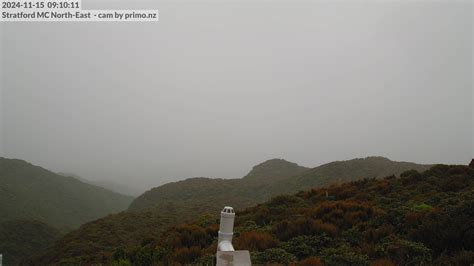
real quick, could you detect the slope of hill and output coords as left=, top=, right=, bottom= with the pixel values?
left=92, top=179, right=143, bottom=197
left=0, top=220, right=62, bottom=265
left=30, top=157, right=431, bottom=264
left=129, top=157, right=429, bottom=211
left=127, top=159, right=309, bottom=214
left=38, top=163, right=471, bottom=265
left=0, top=158, right=134, bottom=231
left=59, top=172, right=143, bottom=197
left=267, top=156, right=431, bottom=197
left=242, top=158, right=309, bottom=180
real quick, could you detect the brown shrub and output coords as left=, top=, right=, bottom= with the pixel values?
left=171, top=246, right=201, bottom=264
left=370, top=258, right=396, bottom=266
left=273, top=218, right=337, bottom=240
left=298, top=257, right=323, bottom=266
left=235, top=231, right=279, bottom=251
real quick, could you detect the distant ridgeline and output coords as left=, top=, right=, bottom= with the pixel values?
left=128, top=157, right=430, bottom=213
left=0, top=158, right=134, bottom=231
left=29, top=156, right=434, bottom=264
left=0, top=157, right=134, bottom=265
left=30, top=162, right=474, bottom=265
left=127, top=158, right=310, bottom=212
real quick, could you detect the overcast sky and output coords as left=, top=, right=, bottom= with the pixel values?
left=1, top=1, right=472, bottom=191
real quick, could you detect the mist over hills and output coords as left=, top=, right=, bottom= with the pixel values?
left=0, top=157, right=134, bottom=231
left=31, top=156, right=431, bottom=264
left=58, top=172, right=143, bottom=197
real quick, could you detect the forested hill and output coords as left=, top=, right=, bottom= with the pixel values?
left=0, top=158, right=134, bottom=231
left=242, top=158, right=310, bottom=180
left=46, top=163, right=471, bottom=265
left=127, top=158, right=309, bottom=212
left=0, top=220, right=62, bottom=265
left=58, top=172, right=142, bottom=197
left=30, top=157, right=431, bottom=264
left=129, top=156, right=430, bottom=211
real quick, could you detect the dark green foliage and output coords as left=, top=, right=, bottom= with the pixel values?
left=0, top=220, right=62, bottom=265
left=378, top=237, right=432, bottom=265
left=111, top=259, right=132, bottom=266
left=252, top=248, right=297, bottom=264
left=193, top=253, right=215, bottom=265
left=27, top=211, right=176, bottom=264
left=0, top=158, right=134, bottom=231
left=111, top=245, right=168, bottom=266
left=320, top=245, right=369, bottom=266
left=281, top=234, right=331, bottom=259
left=433, top=250, right=474, bottom=265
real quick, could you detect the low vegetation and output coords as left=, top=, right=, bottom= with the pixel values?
left=29, top=163, right=473, bottom=265
left=119, top=164, right=473, bottom=265
left=0, top=157, right=135, bottom=265
left=0, top=220, right=62, bottom=265
left=28, top=157, right=429, bottom=264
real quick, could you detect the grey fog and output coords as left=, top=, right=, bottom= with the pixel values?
left=1, top=0, right=472, bottom=194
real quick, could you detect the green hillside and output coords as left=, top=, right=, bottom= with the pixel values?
left=242, top=158, right=310, bottom=180
left=266, top=156, right=432, bottom=198
left=0, top=220, right=62, bottom=265
left=129, top=157, right=429, bottom=211
left=29, top=157, right=431, bottom=264
left=0, top=158, right=134, bottom=231
left=128, top=159, right=309, bottom=212
left=36, top=163, right=472, bottom=265
left=59, top=172, right=143, bottom=197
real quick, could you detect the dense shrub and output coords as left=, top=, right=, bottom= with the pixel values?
left=281, top=234, right=331, bottom=259
left=369, top=258, right=395, bottom=266
left=171, top=246, right=202, bottom=264
left=320, top=245, right=369, bottom=266
left=297, top=256, right=323, bottom=266
left=379, top=238, right=432, bottom=265
left=273, top=218, right=337, bottom=240
left=252, top=248, right=297, bottom=264
left=433, top=250, right=474, bottom=265
left=235, top=231, right=279, bottom=251
left=169, top=224, right=213, bottom=248
left=29, top=164, right=474, bottom=265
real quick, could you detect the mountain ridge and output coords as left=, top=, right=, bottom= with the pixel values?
left=129, top=156, right=431, bottom=212
left=28, top=156, right=431, bottom=264
left=149, top=163, right=474, bottom=264
left=30, top=162, right=473, bottom=265
left=58, top=172, right=142, bottom=197
left=0, top=157, right=134, bottom=231
left=242, top=158, right=309, bottom=180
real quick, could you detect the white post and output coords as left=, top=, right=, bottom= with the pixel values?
left=217, top=206, right=235, bottom=251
